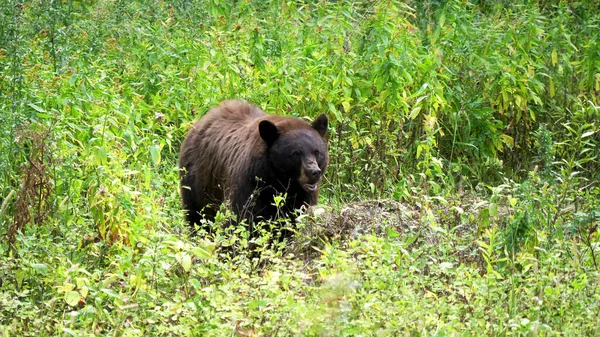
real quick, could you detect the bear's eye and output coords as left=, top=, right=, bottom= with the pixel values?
left=291, top=150, right=302, bottom=158
left=314, top=150, right=320, bottom=157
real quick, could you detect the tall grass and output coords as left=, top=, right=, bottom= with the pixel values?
left=0, top=0, right=598, bottom=335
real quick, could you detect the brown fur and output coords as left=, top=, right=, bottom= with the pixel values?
left=179, top=100, right=328, bottom=232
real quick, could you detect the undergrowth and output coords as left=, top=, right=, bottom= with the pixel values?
left=0, top=0, right=599, bottom=336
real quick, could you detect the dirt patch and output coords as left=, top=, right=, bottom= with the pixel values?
left=299, top=200, right=421, bottom=240
left=291, top=197, right=495, bottom=266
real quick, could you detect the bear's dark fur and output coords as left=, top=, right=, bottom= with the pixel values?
left=179, top=100, right=328, bottom=234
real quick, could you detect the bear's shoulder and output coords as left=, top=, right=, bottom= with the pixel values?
left=211, top=100, right=266, bottom=120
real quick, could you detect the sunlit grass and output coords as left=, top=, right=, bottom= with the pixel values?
left=0, top=0, right=598, bottom=335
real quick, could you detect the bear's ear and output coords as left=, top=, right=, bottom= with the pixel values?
left=259, top=120, right=279, bottom=145
left=312, top=114, right=328, bottom=137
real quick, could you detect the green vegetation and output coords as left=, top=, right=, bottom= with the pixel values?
left=1, top=0, right=599, bottom=335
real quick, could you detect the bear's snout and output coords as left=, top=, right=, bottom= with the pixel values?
left=307, top=167, right=322, bottom=181
left=299, top=164, right=322, bottom=192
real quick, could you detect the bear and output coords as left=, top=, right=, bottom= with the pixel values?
left=178, top=100, right=328, bottom=237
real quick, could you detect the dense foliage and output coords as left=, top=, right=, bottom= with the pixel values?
left=1, top=0, right=598, bottom=335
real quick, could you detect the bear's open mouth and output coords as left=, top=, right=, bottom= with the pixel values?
left=302, top=183, right=318, bottom=192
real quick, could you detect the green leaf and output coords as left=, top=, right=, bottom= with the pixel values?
left=189, top=278, right=202, bottom=290
left=76, top=278, right=89, bottom=298
left=386, top=227, right=400, bottom=239
left=28, top=103, right=47, bottom=113
left=249, top=299, right=266, bottom=309
left=328, top=103, right=342, bottom=122
left=438, top=12, right=446, bottom=28
left=101, top=288, right=119, bottom=298
left=409, top=106, right=421, bottom=120
left=581, top=131, right=595, bottom=139
left=342, top=101, right=351, bottom=112
left=440, top=262, right=453, bottom=271
left=500, top=134, right=514, bottom=148
left=31, top=263, right=48, bottom=275
left=479, top=208, right=490, bottom=228
left=193, top=244, right=215, bottom=259
left=65, top=291, right=81, bottom=307
left=490, top=203, right=498, bottom=217
left=404, top=234, right=418, bottom=247
left=180, top=253, right=192, bottom=272
left=61, top=328, right=78, bottom=337
left=149, top=145, right=161, bottom=165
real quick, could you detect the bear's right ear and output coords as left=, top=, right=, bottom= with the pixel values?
left=259, top=120, right=279, bottom=145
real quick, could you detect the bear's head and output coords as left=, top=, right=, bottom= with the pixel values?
left=259, top=114, right=328, bottom=193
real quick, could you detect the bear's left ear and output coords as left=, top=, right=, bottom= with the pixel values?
left=259, top=120, right=279, bottom=146
left=312, top=114, right=328, bottom=137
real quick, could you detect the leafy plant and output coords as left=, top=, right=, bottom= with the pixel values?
left=0, top=0, right=599, bottom=335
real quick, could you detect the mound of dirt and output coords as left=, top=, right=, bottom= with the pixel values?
left=298, top=200, right=421, bottom=240
left=290, top=197, right=491, bottom=266
left=289, top=200, right=429, bottom=260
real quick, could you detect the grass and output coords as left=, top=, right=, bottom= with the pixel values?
left=1, top=0, right=599, bottom=336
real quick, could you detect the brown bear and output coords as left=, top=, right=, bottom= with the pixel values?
left=179, top=100, right=328, bottom=235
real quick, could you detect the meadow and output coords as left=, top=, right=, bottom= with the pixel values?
left=1, top=0, right=599, bottom=335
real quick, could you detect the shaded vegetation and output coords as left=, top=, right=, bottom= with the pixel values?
left=0, top=0, right=599, bottom=335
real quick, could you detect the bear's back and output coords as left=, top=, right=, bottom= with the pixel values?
left=204, top=100, right=266, bottom=126
left=181, top=101, right=273, bottom=194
